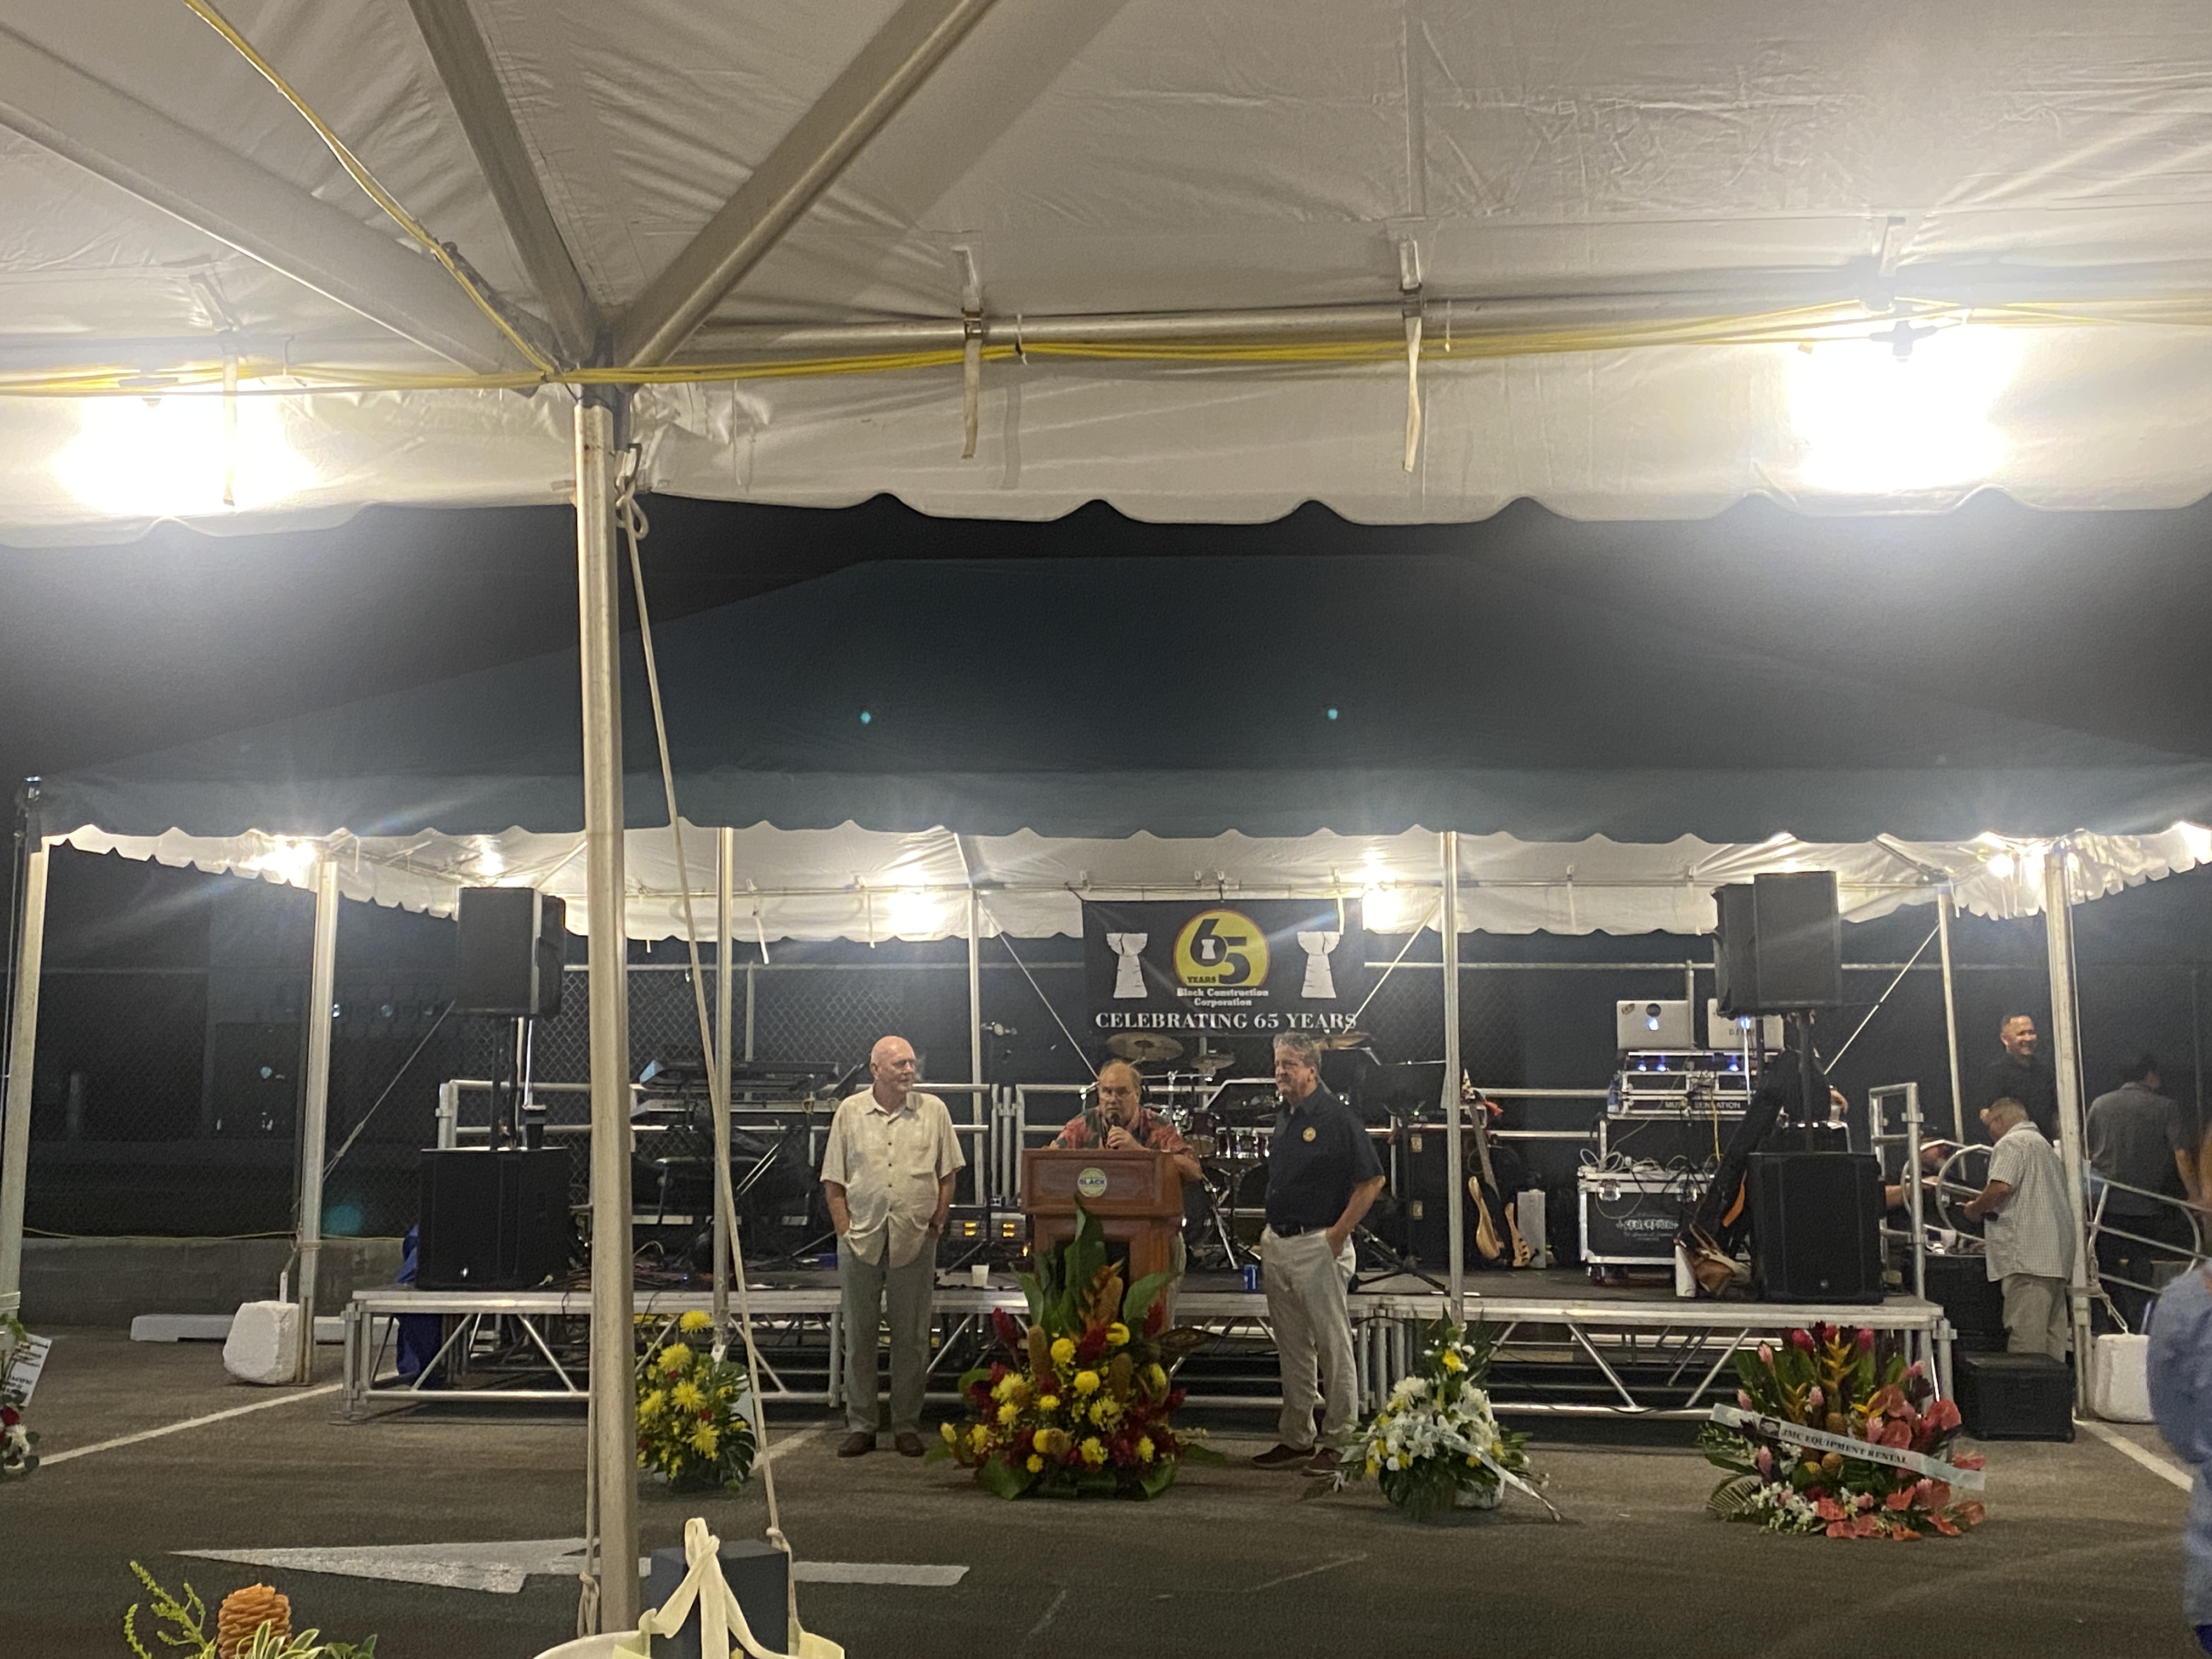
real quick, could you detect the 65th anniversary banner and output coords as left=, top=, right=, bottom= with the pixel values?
left=1081, top=899, right=1368, bottom=1052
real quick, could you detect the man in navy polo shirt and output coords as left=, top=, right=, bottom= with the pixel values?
left=1251, top=1031, right=1386, bottom=1475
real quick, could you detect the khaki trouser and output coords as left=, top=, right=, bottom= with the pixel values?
left=1260, top=1227, right=1358, bottom=1449
left=838, top=1239, right=936, bottom=1434
left=2001, top=1272, right=2070, bottom=1360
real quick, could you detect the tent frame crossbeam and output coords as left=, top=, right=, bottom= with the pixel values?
left=0, top=26, right=513, bottom=373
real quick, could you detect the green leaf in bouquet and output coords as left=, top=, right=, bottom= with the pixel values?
left=1015, top=1271, right=1046, bottom=1324
left=1121, top=1270, right=1174, bottom=1330
left=1136, top=1459, right=1179, bottom=1499
left=1152, top=1326, right=1209, bottom=1365
left=1176, top=1442, right=1230, bottom=1467
left=955, top=1365, right=994, bottom=1395
left=974, top=1453, right=1036, bottom=1500
left=1696, top=1423, right=1758, bottom=1475
left=1706, top=1472, right=1763, bottom=1520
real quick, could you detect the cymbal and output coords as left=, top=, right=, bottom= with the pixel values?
left=1186, top=1051, right=1237, bottom=1075
left=1108, top=1031, right=1185, bottom=1063
left=1319, top=1028, right=1373, bottom=1050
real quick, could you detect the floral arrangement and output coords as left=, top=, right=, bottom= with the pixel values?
left=1700, top=1324, right=1987, bottom=1540
left=636, top=1310, right=757, bottom=1494
left=2, top=1313, right=37, bottom=1482
left=123, top=1564, right=376, bottom=1659
left=1319, top=1321, right=1553, bottom=1521
left=934, top=1206, right=1217, bottom=1498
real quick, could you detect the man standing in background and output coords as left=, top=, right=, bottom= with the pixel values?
left=1961, top=1097, right=2076, bottom=1359
left=1972, top=1013, right=2060, bottom=1141
left=2087, top=1056, right=2201, bottom=1330
left=820, top=1035, right=965, bottom=1458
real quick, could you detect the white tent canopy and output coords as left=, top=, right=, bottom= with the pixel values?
left=51, top=819, right=2212, bottom=943
left=9, top=1, right=2212, bottom=540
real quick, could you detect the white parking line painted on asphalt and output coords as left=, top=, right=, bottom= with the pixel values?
left=179, top=1538, right=968, bottom=1595
left=41, top=1383, right=344, bottom=1465
left=2078, top=1418, right=2194, bottom=1493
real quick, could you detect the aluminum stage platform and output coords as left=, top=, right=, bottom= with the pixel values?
left=341, top=1268, right=1952, bottom=1423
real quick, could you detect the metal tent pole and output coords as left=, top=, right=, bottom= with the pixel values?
left=577, top=392, right=637, bottom=1632
left=0, top=839, right=49, bottom=1318
left=1937, top=890, right=1966, bottom=1143
left=714, top=826, right=735, bottom=1330
left=2039, top=846, right=2096, bottom=1403
left=293, top=853, right=340, bottom=1383
left=967, top=885, right=986, bottom=1207
left=1440, top=831, right=1465, bottom=1324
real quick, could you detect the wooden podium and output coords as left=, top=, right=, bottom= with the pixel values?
left=1022, top=1148, right=1183, bottom=1284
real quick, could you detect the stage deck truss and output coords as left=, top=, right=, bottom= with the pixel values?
left=341, top=1284, right=1951, bottom=1423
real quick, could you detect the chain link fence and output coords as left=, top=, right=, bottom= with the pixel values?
left=19, top=856, right=2212, bottom=1243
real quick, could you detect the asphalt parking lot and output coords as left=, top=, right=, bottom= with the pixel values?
left=4, top=1325, right=2199, bottom=1658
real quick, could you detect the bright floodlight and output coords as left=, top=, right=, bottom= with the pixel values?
left=54, top=393, right=314, bottom=516
left=1787, top=325, right=2021, bottom=494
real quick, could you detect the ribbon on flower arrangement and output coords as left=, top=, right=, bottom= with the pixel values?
left=1463, top=1439, right=1564, bottom=1519
left=1706, top=1404, right=1985, bottom=1491
left=623, top=1517, right=845, bottom=1659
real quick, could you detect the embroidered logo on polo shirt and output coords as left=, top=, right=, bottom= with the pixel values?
left=1302, top=1126, right=1316, bottom=1142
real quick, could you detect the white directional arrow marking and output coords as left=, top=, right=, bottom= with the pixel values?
left=177, top=1541, right=967, bottom=1595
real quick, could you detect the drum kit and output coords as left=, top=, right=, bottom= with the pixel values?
left=1102, top=1026, right=1373, bottom=1267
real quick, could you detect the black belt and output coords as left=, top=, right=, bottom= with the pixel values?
left=1268, top=1222, right=1328, bottom=1238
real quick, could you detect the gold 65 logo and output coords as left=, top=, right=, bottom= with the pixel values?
left=1172, top=909, right=1269, bottom=988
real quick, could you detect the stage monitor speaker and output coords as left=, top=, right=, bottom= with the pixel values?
left=1713, top=871, right=1841, bottom=1014
left=1746, top=1151, right=1882, bottom=1303
left=454, top=887, right=566, bottom=1017
left=417, top=1148, right=573, bottom=1290
left=1954, top=1351, right=2074, bottom=1441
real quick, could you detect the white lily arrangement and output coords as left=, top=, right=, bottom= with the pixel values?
left=1319, top=1322, right=1558, bottom=1521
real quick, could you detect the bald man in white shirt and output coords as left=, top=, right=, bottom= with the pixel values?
left=820, top=1035, right=966, bottom=1457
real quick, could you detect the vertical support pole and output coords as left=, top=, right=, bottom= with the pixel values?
left=968, top=887, right=984, bottom=1206
left=2040, top=846, right=2095, bottom=1404
left=577, top=392, right=637, bottom=1633
left=744, top=962, right=756, bottom=1062
left=0, top=840, right=49, bottom=1318
left=1937, top=890, right=1966, bottom=1143
left=967, top=888, right=984, bottom=1091
left=714, top=827, right=736, bottom=1330
left=294, top=853, right=340, bottom=1384
left=1440, top=831, right=1465, bottom=1324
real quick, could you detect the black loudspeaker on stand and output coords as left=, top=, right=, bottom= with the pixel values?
left=455, top=887, right=566, bottom=1018
left=1746, top=1152, right=1883, bottom=1303
left=1713, top=872, right=1841, bottom=1015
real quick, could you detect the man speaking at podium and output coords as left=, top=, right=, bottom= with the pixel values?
left=1047, top=1060, right=1203, bottom=1185
left=1251, top=1031, right=1385, bottom=1476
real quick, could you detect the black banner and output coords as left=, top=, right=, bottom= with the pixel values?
left=1081, top=899, right=1368, bottom=1058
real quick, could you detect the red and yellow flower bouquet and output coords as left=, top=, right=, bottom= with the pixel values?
left=935, top=1206, right=1219, bottom=1499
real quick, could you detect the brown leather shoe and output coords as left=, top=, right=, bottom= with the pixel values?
left=894, top=1431, right=926, bottom=1458
left=1250, top=1442, right=1312, bottom=1470
left=836, top=1431, right=876, bottom=1458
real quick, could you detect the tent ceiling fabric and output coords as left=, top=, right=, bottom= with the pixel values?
left=10, top=3, right=2212, bottom=538
left=34, top=555, right=2212, bottom=848
left=48, top=821, right=2212, bottom=943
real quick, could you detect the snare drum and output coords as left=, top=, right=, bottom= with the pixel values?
left=1184, top=1108, right=1220, bottom=1161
